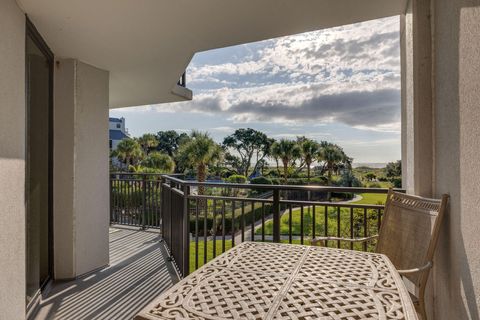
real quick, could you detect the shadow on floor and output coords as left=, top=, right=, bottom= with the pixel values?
left=34, top=227, right=179, bottom=320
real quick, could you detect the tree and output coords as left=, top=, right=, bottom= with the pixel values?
left=141, top=152, right=175, bottom=173
left=223, top=128, right=273, bottom=177
left=385, top=160, right=402, bottom=178
left=338, top=171, right=363, bottom=188
left=385, top=160, right=402, bottom=188
left=177, top=131, right=223, bottom=195
left=270, top=139, right=301, bottom=184
left=223, top=152, right=243, bottom=175
left=299, top=138, right=320, bottom=182
left=137, top=133, right=158, bottom=154
left=365, top=172, right=377, bottom=181
left=156, top=130, right=189, bottom=156
left=318, top=142, right=345, bottom=185
left=112, top=138, right=143, bottom=166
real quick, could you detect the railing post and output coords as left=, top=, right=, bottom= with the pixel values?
left=183, top=184, right=190, bottom=276
left=109, top=174, right=113, bottom=225
left=160, top=176, right=165, bottom=238
left=273, top=189, right=280, bottom=243
left=142, top=174, right=147, bottom=230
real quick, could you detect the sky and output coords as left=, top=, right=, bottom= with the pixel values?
left=110, top=16, right=401, bottom=164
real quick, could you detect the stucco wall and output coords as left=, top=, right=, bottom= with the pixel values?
left=54, top=59, right=110, bottom=278
left=54, top=59, right=76, bottom=279
left=74, top=61, right=110, bottom=276
left=433, top=0, right=480, bottom=319
left=0, top=0, right=26, bottom=317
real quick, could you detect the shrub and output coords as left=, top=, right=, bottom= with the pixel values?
left=225, top=174, right=247, bottom=184
left=189, top=203, right=273, bottom=236
left=368, top=182, right=382, bottom=188
left=271, top=178, right=281, bottom=185
left=337, top=171, right=363, bottom=187
left=391, top=177, right=402, bottom=188
left=310, top=176, right=328, bottom=185
left=265, top=169, right=280, bottom=178
left=250, top=176, right=273, bottom=185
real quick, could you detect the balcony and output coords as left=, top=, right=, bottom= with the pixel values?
left=33, top=226, right=178, bottom=320
left=35, top=173, right=398, bottom=319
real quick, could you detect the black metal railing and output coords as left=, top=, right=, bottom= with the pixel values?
left=159, top=175, right=405, bottom=278
left=110, top=173, right=163, bottom=229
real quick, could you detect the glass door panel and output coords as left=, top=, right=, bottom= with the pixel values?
left=25, top=24, right=53, bottom=306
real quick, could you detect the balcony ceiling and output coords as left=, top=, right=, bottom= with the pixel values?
left=18, top=0, right=407, bottom=108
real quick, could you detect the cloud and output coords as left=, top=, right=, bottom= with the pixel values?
left=157, top=82, right=400, bottom=131
left=210, top=126, right=236, bottom=133
left=148, top=16, right=402, bottom=133
left=228, top=88, right=400, bottom=126
left=187, top=16, right=400, bottom=90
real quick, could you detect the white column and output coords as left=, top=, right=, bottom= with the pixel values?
left=401, top=0, right=436, bottom=317
left=0, top=0, right=26, bottom=318
left=400, top=0, right=434, bottom=197
left=54, top=59, right=110, bottom=278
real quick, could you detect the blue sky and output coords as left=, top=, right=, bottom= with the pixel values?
left=110, top=16, right=401, bottom=164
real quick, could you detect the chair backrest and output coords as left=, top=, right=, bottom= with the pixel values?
left=376, top=190, right=448, bottom=287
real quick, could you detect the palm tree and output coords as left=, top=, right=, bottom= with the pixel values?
left=300, top=139, right=320, bottom=183
left=270, top=139, right=301, bottom=184
left=177, top=131, right=222, bottom=195
left=112, top=138, right=144, bottom=166
left=141, top=152, right=175, bottom=173
left=318, top=142, right=344, bottom=185
left=137, top=133, right=158, bottom=154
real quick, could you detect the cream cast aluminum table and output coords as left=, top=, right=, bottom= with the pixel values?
left=136, top=242, right=418, bottom=320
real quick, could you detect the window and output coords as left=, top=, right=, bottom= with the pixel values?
left=109, top=140, right=113, bottom=149
left=116, top=124, right=121, bottom=129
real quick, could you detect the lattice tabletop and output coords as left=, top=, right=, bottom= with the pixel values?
left=135, top=242, right=418, bottom=320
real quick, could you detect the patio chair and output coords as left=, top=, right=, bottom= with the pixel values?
left=312, top=189, right=449, bottom=320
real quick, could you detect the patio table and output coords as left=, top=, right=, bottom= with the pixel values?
left=135, top=242, right=418, bottom=320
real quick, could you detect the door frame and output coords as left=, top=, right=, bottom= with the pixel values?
left=25, top=15, right=54, bottom=313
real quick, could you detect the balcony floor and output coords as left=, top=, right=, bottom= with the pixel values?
left=34, top=226, right=179, bottom=320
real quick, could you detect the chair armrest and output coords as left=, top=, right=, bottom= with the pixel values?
left=397, top=261, right=432, bottom=275
left=312, top=235, right=378, bottom=246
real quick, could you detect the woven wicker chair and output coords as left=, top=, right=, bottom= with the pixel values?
left=312, top=189, right=449, bottom=320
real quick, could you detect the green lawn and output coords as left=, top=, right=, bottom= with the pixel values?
left=189, top=239, right=232, bottom=272
left=354, top=193, right=387, bottom=205
left=188, top=193, right=386, bottom=273
left=255, top=206, right=377, bottom=249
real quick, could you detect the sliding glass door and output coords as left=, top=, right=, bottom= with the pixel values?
left=25, top=19, right=53, bottom=306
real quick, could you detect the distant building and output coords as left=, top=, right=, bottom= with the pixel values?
left=109, top=117, right=129, bottom=151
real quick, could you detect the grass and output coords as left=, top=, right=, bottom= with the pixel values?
left=188, top=236, right=374, bottom=273
left=188, top=193, right=386, bottom=273
left=190, top=240, right=232, bottom=272
left=255, top=193, right=385, bottom=237
left=189, top=239, right=316, bottom=273
left=256, top=206, right=375, bottom=238
left=354, top=193, right=387, bottom=205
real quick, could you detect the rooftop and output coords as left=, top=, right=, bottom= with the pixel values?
left=109, top=129, right=129, bottom=141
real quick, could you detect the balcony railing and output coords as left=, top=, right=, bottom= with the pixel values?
left=157, top=175, right=404, bottom=277
left=109, top=173, right=404, bottom=277
left=110, top=173, right=163, bottom=229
